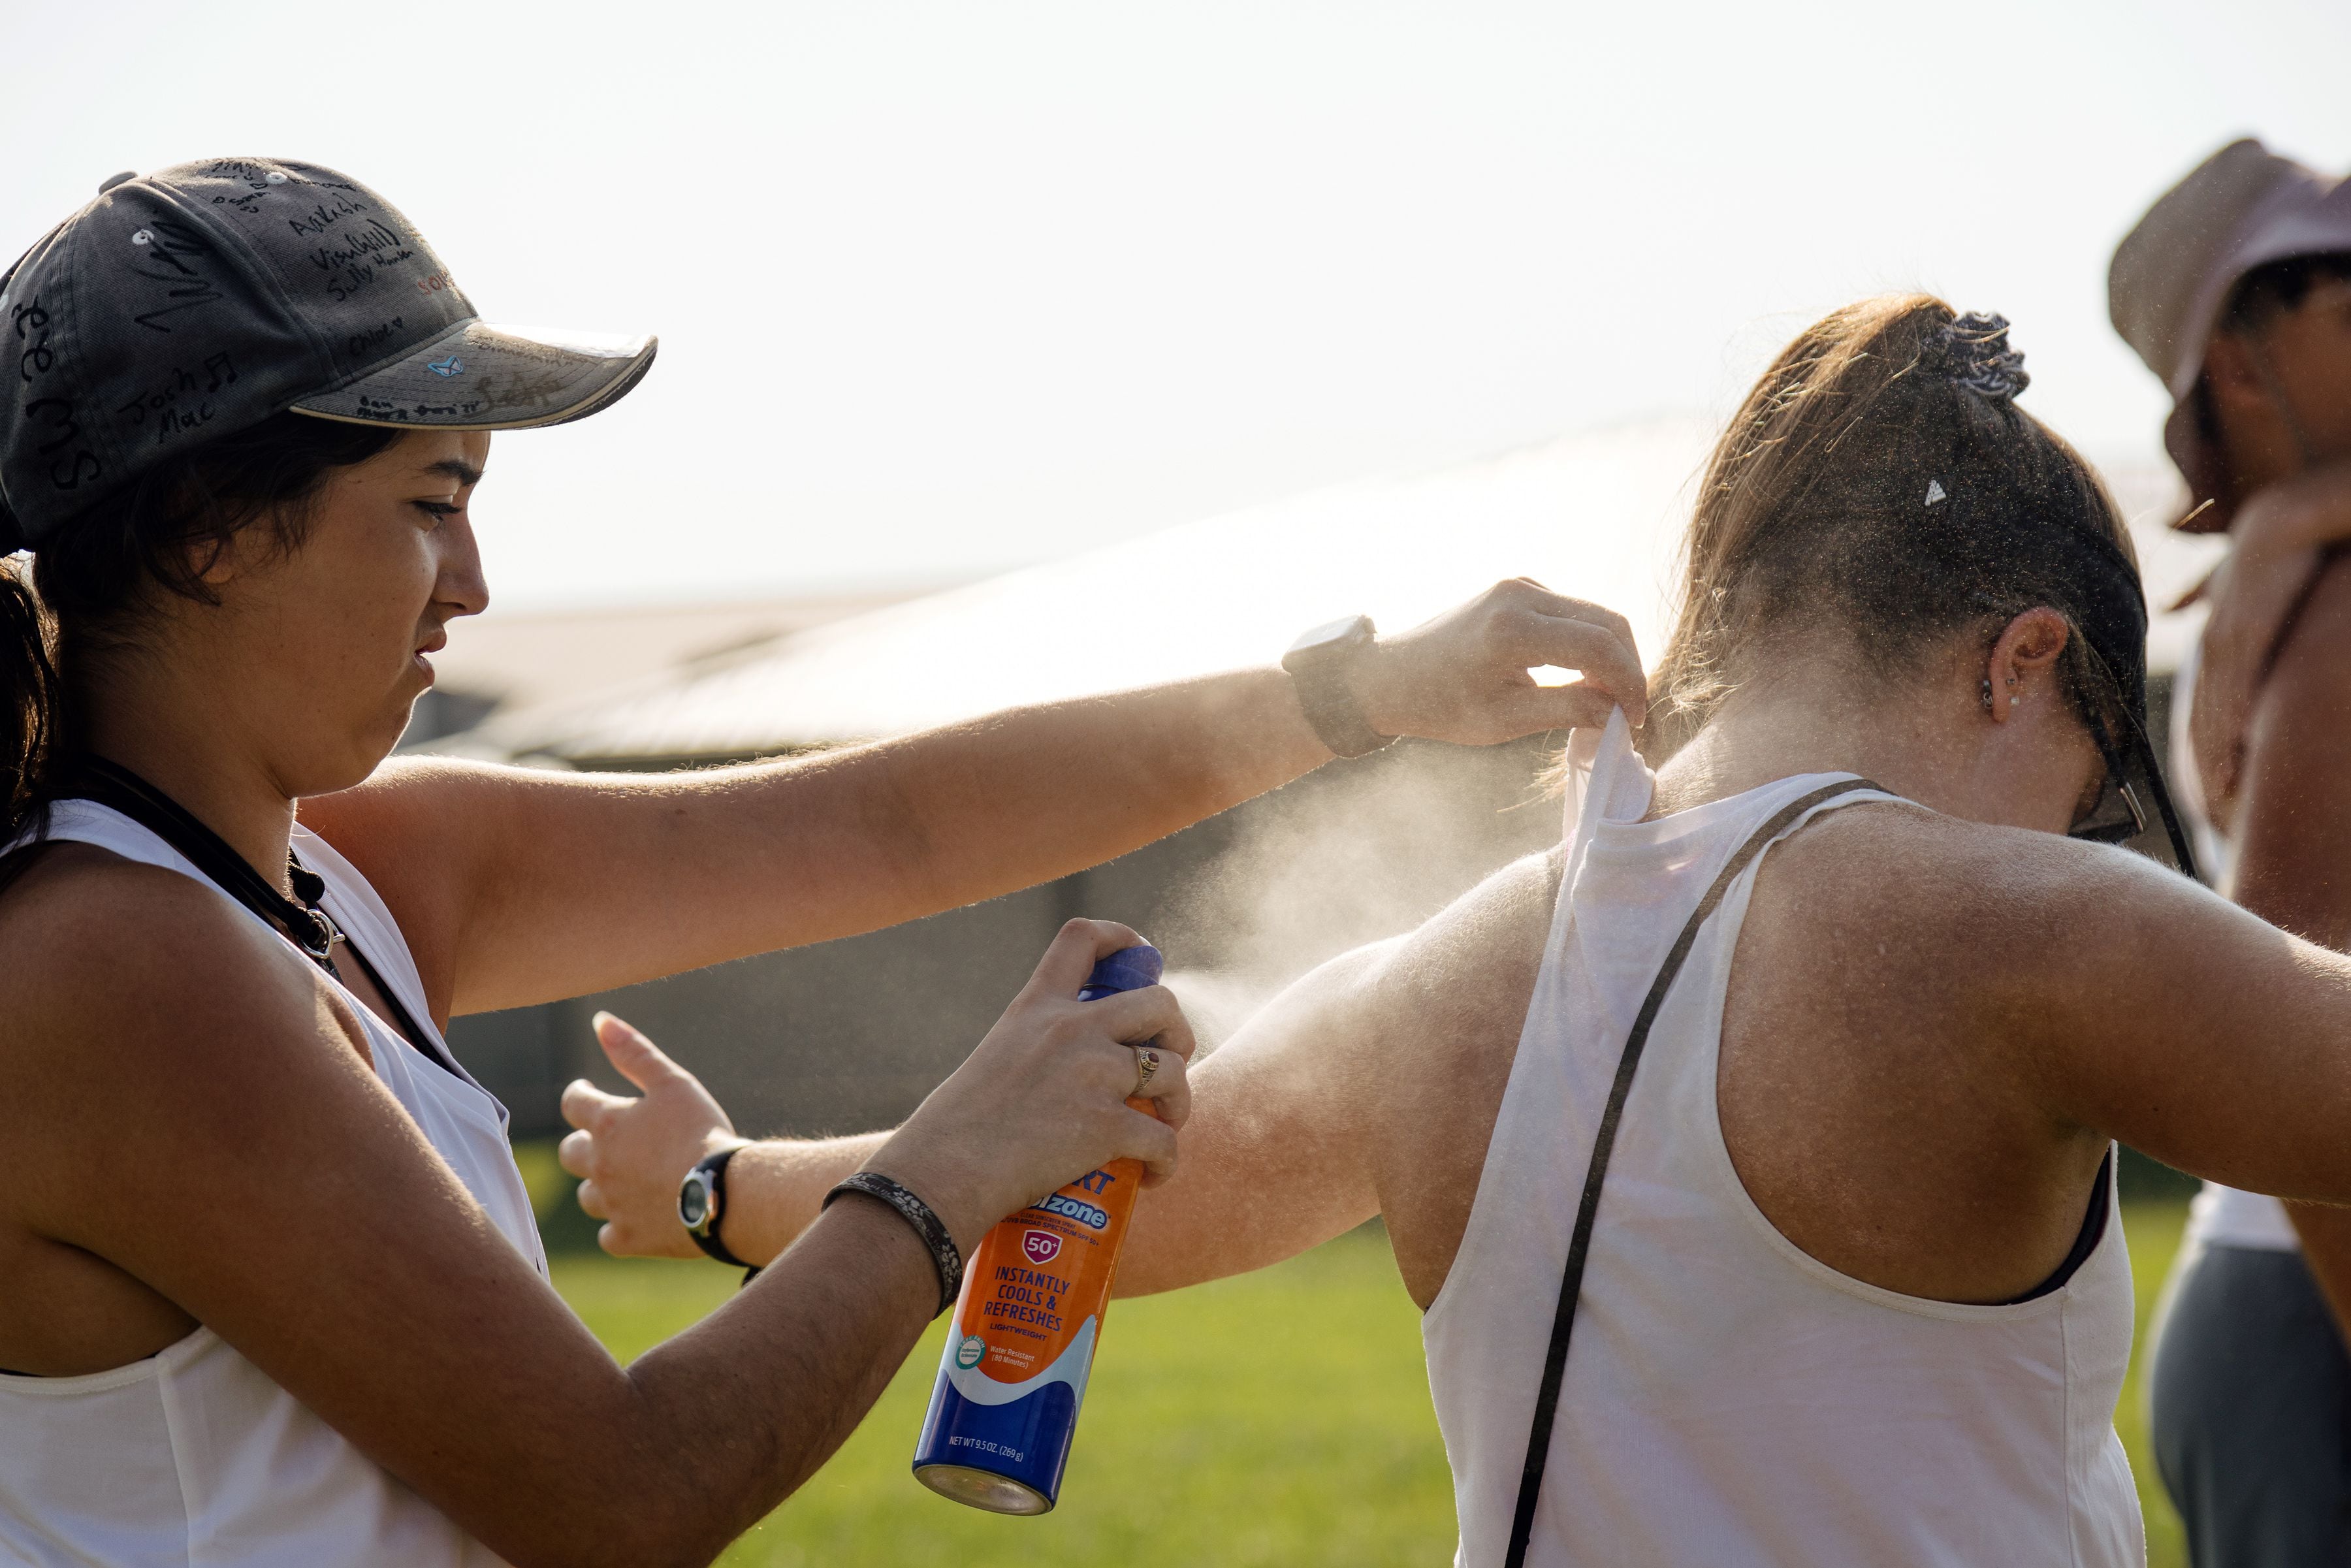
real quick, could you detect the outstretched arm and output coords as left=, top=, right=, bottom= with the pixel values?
left=1985, top=822, right=2351, bottom=1204
left=557, top=1012, right=891, bottom=1265
left=302, top=579, right=1644, bottom=1019
left=1113, top=944, right=1394, bottom=1296
left=564, top=853, right=1562, bottom=1309
left=558, top=951, right=1394, bottom=1288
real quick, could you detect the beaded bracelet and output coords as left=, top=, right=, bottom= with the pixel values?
left=824, top=1172, right=965, bottom=1317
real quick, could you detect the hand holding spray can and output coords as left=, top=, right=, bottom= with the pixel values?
left=912, top=944, right=1164, bottom=1514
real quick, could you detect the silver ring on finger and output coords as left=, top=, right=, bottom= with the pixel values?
left=1130, top=1044, right=1160, bottom=1098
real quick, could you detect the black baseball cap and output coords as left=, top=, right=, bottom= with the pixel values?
left=0, top=157, right=656, bottom=553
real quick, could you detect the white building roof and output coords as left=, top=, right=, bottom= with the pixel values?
left=416, top=588, right=936, bottom=712
left=442, top=419, right=2222, bottom=765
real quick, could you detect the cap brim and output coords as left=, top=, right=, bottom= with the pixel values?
left=288, top=319, right=655, bottom=432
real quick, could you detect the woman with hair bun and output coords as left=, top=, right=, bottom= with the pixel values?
left=0, top=159, right=1645, bottom=1567
left=577, top=295, right=2351, bottom=1564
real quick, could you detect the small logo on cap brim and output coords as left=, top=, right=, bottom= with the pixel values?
left=426, top=355, right=465, bottom=377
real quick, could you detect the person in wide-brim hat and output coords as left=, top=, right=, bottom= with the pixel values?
left=2115, top=136, right=2351, bottom=1568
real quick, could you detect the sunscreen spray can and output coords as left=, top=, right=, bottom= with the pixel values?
left=912, top=944, right=1163, bottom=1514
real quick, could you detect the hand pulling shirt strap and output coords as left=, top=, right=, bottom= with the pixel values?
left=54, top=755, right=462, bottom=1081
left=1501, top=775, right=1883, bottom=1568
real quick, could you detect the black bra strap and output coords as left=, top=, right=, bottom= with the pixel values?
left=1501, top=776, right=1883, bottom=1568
left=2001, top=1150, right=2113, bottom=1305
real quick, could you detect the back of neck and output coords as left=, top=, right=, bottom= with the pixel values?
left=1648, top=680, right=1951, bottom=820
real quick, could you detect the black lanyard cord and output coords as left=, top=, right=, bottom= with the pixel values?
left=63, top=756, right=340, bottom=965
left=54, top=756, right=456, bottom=1079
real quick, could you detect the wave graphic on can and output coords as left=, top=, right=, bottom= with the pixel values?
left=914, top=1315, right=1101, bottom=1511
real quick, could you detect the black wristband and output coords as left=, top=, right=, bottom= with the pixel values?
left=825, top=1172, right=965, bottom=1317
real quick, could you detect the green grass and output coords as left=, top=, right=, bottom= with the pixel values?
left=554, top=1228, right=1452, bottom=1566
left=548, top=1205, right=2199, bottom=1567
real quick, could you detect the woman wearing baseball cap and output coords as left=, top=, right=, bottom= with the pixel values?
left=0, top=159, right=1644, bottom=1565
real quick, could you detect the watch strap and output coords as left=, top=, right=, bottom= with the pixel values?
left=1282, top=618, right=1394, bottom=760
left=1288, top=611, right=1392, bottom=761
left=825, top=1171, right=965, bottom=1317
left=681, top=1144, right=759, bottom=1272
left=1292, top=670, right=1392, bottom=758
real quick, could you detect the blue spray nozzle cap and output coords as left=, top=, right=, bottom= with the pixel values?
left=1078, top=944, right=1163, bottom=1000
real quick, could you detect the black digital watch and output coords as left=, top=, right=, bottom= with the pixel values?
left=679, top=1143, right=759, bottom=1274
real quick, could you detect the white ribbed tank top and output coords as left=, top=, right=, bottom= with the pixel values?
left=0, top=801, right=541, bottom=1567
left=1422, top=714, right=2141, bottom=1567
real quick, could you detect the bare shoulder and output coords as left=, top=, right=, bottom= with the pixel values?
left=1366, top=848, right=1560, bottom=1011
left=1750, top=798, right=2215, bottom=991
left=1346, top=848, right=1561, bottom=1121
left=299, top=756, right=529, bottom=1016
left=1759, top=799, right=2073, bottom=919
left=1349, top=849, right=1561, bottom=1304
left=299, top=754, right=520, bottom=854
left=0, top=840, right=262, bottom=1016
left=0, top=842, right=364, bottom=1125
left=1229, top=850, right=1560, bottom=1059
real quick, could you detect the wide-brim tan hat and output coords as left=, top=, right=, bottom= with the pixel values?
left=2109, top=138, right=2351, bottom=532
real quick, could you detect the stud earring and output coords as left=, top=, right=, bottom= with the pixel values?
left=1980, top=677, right=1993, bottom=711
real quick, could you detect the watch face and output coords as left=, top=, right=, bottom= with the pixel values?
left=1287, top=614, right=1369, bottom=659
left=679, top=1176, right=712, bottom=1232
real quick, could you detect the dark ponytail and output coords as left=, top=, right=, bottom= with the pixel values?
left=1, top=558, right=59, bottom=837
left=1, top=411, right=400, bottom=871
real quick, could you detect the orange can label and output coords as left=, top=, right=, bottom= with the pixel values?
left=961, top=1154, right=1140, bottom=1382
left=914, top=1145, right=1147, bottom=1507
left=915, top=941, right=1166, bottom=1512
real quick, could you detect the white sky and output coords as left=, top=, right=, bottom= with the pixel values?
left=8, top=0, right=2351, bottom=609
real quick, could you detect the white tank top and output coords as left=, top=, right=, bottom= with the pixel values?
left=1422, top=714, right=2141, bottom=1567
left=0, top=801, right=539, bottom=1567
